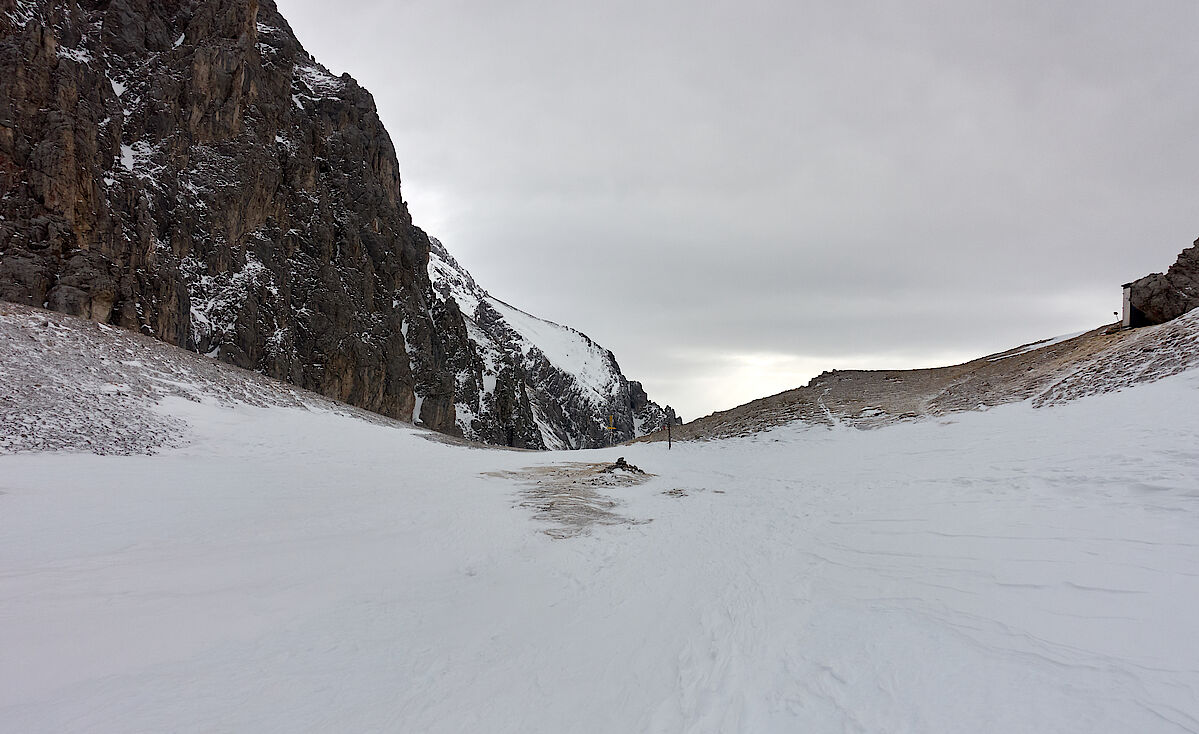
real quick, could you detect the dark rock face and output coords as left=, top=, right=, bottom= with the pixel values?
left=1125, top=239, right=1199, bottom=327
left=0, top=0, right=468, bottom=434
left=0, top=0, right=668, bottom=447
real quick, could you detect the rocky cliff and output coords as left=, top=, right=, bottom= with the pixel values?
left=1124, top=238, right=1199, bottom=327
left=427, top=237, right=674, bottom=448
left=0, top=0, right=666, bottom=447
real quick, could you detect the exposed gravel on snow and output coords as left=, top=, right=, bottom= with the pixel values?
left=1035, top=311, right=1199, bottom=405
left=488, top=461, right=655, bottom=538
left=0, top=302, right=433, bottom=455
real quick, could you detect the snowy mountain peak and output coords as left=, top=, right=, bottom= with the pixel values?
left=427, top=237, right=675, bottom=449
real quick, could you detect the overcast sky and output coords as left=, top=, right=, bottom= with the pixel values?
left=277, top=0, right=1199, bottom=420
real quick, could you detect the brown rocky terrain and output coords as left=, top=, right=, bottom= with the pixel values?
left=638, top=311, right=1199, bottom=443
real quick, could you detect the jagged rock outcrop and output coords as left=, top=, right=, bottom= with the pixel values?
left=0, top=0, right=668, bottom=447
left=630, top=379, right=678, bottom=427
left=427, top=237, right=675, bottom=448
left=1124, top=238, right=1199, bottom=327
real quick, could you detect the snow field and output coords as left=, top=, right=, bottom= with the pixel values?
left=1, top=370, right=1197, bottom=732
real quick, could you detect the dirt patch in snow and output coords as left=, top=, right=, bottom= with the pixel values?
left=487, top=461, right=654, bottom=538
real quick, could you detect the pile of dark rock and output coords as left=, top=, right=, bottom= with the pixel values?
left=602, top=457, right=645, bottom=475
left=1124, top=239, right=1199, bottom=326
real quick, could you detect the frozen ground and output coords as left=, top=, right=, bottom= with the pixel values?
left=2, top=307, right=1199, bottom=732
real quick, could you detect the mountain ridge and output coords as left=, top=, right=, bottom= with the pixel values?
left=640, top=310, right=1199, bottom=443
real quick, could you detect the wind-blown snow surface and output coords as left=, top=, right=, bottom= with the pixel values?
left=2, top=372, right=1198, bottom=731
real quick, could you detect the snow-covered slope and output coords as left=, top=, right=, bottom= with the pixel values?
left=427, top=238, right=673, bottom=449
left=1, top=306, right=1198, bottom=732
left=0, top=302, right=424, bottom=454
left=484, top=297, right=620, bottom=408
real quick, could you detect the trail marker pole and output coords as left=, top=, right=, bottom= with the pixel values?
left=604, top=414, right=618, bottom=447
